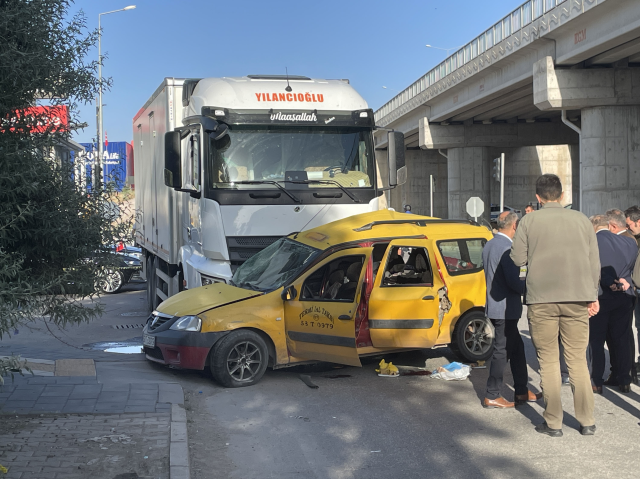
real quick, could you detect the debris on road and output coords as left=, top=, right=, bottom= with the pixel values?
left=321, top=374, right=352, bottom=379
left=430, top=362, right=471, bottom=381
left=375, top=359, right=399, bottom=377
left=299, top=374, right=319, bottom=388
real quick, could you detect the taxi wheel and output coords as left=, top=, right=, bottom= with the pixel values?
left=210, top=330, right=268, bottom=388
left=451, top=312, right=494, bottom=362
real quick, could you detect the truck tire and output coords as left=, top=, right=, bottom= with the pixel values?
left=210, top=330, right=269, bottom=388
left=450, top=311, right=494, bottom=362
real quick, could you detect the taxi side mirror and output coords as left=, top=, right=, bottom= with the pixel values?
left=281, top=285, right=297, bottom=301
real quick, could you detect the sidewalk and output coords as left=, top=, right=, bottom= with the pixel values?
left=0, top=367, right=190, bottom=479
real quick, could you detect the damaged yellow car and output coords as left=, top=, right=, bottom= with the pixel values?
left=142, top=210, right=494, bottom=387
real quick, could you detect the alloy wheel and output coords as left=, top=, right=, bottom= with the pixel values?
left=226, top=341, right=263, bottom=382
left=464, top=318, right=492, bottom=356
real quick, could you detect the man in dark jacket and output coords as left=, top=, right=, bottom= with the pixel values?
left=482, top=211, right=538, bottom=408
left=590, top=214, right=638, bottom=393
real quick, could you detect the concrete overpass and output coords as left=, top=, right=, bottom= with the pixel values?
left=374, top=0, right=640, bottom=218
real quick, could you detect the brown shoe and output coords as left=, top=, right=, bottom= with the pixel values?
left=483, top=397, right=515, bottom=409
left=515, top=390, right=543, bottom=405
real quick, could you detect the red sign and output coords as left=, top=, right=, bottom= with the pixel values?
left=4, top=105, right=69, bottom=133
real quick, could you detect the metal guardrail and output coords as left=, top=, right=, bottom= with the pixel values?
left=375, top=0, right=569, bottom=123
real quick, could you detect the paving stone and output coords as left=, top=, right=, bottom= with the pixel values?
left=40, top=386, right=74, bottom=396
left=70, top=385, right=102, bottom=399
left=2, top=400, right=36, bottom=409
left=124, top=405, right=157, bottom=413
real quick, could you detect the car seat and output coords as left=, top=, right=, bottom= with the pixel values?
left=336, top=262, right=362, bottom=301
left=322, top=270, right=345, bottom=299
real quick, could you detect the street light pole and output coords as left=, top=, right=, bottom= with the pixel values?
left=425, top=44, right=462, bottom=56
left=96, top=5, right=136, bottom=191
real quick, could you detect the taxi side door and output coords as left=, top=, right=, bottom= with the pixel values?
left=368, top=240, right=444, bottom=348
left=283, top=247, right=372, bottom=367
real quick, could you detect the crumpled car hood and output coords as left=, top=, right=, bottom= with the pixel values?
left=155, top=283, right=262, bottom=317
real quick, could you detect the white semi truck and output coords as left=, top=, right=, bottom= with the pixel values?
left=133, top=75, right=405, bottom=310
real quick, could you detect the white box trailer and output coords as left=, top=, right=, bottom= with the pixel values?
left=133, top=75, right=405, bottom=311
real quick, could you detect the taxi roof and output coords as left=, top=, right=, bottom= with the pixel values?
left=291, top=210, right=492, bottom=250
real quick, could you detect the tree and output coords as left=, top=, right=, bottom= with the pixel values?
left=0, top=0, right=128, bottom=381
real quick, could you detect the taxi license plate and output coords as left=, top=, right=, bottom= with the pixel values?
left=143, top=333, right=155, bottom=348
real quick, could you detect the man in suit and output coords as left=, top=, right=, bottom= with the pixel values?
left=511, top=174, right=600, bottom=437
left=603, top=209, right=639, bottom=385
left=590, top=213, right=638, bottom=394
left=482, top=211, right=539, bottom=408
left=624, top=206, right=640, bottom=373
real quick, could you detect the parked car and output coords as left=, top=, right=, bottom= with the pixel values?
left=96, top=245, right=143, bottom=294
left=142, top=210, right=494, bottom=387
left=490, top=204, right=522, bottom=222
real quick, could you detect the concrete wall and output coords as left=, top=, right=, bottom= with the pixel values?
left=378, top=143, right=576, bottom=220
left=448, top=147, right=492, bottom=220
left=581, top=105, right=640, bottom=217
left=488, top=145, right=575, bottom=211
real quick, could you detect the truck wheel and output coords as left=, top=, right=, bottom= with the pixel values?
left=451, top=311, right=494, bottom=362
left=210, top=330, right=268, bottom=388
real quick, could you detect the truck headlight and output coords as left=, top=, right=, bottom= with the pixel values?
left=201, top=274, right=225, bottom=286
left=169, top=315, right=202, bottom=332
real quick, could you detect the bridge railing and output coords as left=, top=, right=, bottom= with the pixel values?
left=375, top=0, right=568, bottom=123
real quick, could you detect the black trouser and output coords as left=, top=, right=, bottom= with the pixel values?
left=606, top=295, right=637, bottom=382
left=486, top=318, right=528, bottom=399
left=590, top=295, right=635, bottom=387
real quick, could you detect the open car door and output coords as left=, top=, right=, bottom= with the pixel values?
left=284, top=247, right=372, bottom=367
left=368, top=239, right=444, bottom=348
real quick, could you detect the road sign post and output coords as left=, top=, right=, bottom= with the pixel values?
left=466, top=197, right=484, bottom=223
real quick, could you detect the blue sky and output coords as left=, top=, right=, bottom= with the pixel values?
left=70, top=0, right=525, bottom=144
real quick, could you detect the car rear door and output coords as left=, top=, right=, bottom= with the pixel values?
left=283, top=247, right=372, bottom=367
left=368, top=240, right=444, bottom=348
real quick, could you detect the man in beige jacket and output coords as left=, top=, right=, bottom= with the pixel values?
left=511, top=174, right=600, bottom=437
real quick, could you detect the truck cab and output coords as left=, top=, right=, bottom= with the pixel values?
left=134, top=76, right=406, bottom=311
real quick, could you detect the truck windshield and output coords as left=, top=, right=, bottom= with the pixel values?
left=231, top=238, right=319, bottom=292
left=208, top=126, right=374, bottom=189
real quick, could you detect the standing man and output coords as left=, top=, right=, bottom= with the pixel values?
left=511, top=174, right=600, bottom=437
left=482, top=211, right=539, bottom=409
left=589, top=214, right=637, bottom=394
left=404, top=205, right=413, bottom=214
left=624, top=206, right=640, bottom=373
left=524, top=205, right=535, bottom=215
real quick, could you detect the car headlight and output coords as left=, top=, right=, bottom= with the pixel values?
left=125, top=260, right=140, bottom=266
left=169, top=315, right=202, bottom=332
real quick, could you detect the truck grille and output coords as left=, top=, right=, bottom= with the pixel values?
left=226, top=236, right=281, bottom=268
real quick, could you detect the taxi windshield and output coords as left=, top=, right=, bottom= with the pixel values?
left=231, top=238, right=319, bottom=292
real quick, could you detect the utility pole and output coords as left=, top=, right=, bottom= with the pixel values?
left=429, top=174, right=434, bottom=217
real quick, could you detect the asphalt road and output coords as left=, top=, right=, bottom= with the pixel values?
left=3, top=288, right=640, bottom=478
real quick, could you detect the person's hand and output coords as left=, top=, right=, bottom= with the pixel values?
left=611, top=278, right=630, bottom=292
left=587, top=300, right=600, bottom=317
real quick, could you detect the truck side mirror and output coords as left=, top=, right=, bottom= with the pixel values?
left=281, top=285, right=297, bottom=301
left=164, top=131, right=182, bottom=189
left=388, top=131, right=406, bottom=187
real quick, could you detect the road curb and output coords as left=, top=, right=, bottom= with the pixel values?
left=170, top=403, right=190, bottom=479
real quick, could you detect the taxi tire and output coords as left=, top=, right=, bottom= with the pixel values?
left=451, top=311, right=494, bottom=362
left=210, top=330, right=269, bottom=388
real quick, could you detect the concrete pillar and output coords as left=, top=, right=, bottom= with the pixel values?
left=581, top=106, right=640, bottom=217
left=401, top=149, right=448, bottom=218
left=447, top=147, right=491, bottom=220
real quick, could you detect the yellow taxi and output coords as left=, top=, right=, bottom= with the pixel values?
left=142, top=210, right=494, bottom=387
